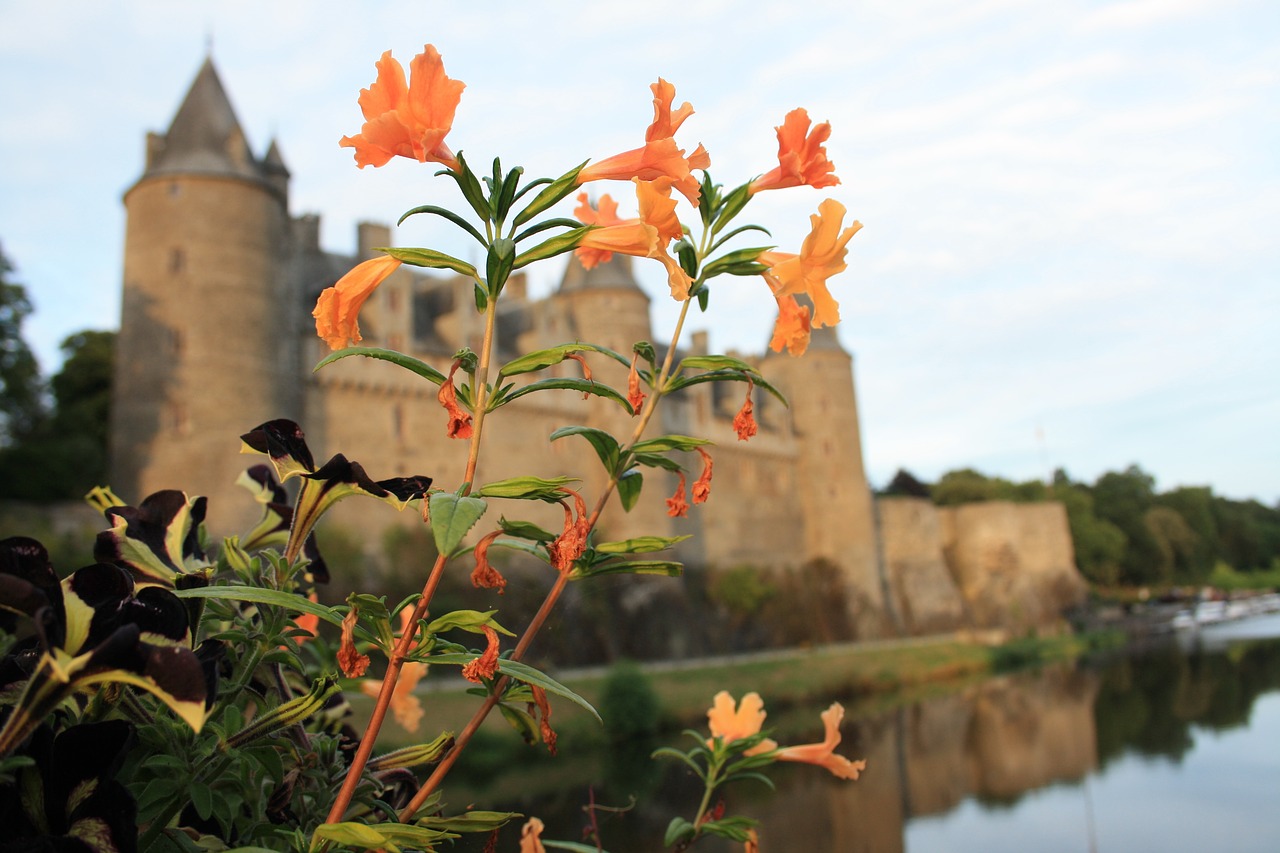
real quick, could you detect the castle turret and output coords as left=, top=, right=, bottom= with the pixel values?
left=764, top=326, right=890, bottom=637
left=111, top=57, right=299, bottom=530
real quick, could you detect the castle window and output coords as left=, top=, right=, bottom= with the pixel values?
left=168, top=182, right=181, bottom=197
left=393, top=403, right=404, bottom=442
left=388, top=289, right=401, bottom=312
left=170, top=328, right=183, bottom=356
left=170, top=248, right=185, bottom=274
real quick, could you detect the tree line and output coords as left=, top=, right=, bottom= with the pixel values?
left=881, top=466, right=1280, bottom=588
left=0, top=244, right=114, bottom=501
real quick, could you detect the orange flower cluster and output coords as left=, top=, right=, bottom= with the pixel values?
left=339, top=45, right=464, bottom=171
left=577, top=79, right=709, bottom=207
left=574, top=179, right=692, bottom=301
left=759, top=199, right=861, bottom=355
left=359, top=609, right=426, bottom=732
left=707, top=691, right=866, bottom=781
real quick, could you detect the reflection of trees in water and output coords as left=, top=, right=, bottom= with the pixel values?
left=1092, top=637, right=1280, bottom=769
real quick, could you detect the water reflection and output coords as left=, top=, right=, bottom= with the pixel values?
left=454, top=618, right=1280, bottom=852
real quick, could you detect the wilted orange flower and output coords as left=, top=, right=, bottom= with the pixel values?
left=759, top=199, right=861, bottom=329
left=744, top=829, right=760, bottom=853
left=733, top=379, right=758, bottom=442
left=749, top=108, right=838, bottom=194
left=692, top=447, right=713, bottom=504
left=666, top=472, right=689, bottom=518
left=339, top=45, right=464, bottom=171
left=461, top=624, right=500, bottom=683
left=706, top=691, right=777, bottom=755
left=627, top=351, right=646, bottom=414
left=769, top=293, right=813, bottom=356
left=471, top=530, right=507, bottom=593
left=566, top=353, right=594, bottom=399
left=312, top=255, right=403, bottom=350
left=338, top=607, right=370, bottom=678
left=520, top=818, right=546, bottom=853
left=575, top=179, right=692, bottom=300
left=577, top=78, right=710, bottom=206
left=775, top=702, right=867, bottom=780
left=438, top=359, right=473, bottom=439
left=547, top=489, right=589, bottom=574
left=528, top=685, right=558, bottom=756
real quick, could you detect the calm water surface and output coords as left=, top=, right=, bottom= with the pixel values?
left=463, top=614, right=1280, bottom=852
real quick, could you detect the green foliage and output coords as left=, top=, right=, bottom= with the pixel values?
left=600, top=661, right=662, bottom=744
left=0, top=245, right=43, bottom=446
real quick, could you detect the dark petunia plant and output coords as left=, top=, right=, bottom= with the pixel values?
left=0, top=42, right=866, bottom=852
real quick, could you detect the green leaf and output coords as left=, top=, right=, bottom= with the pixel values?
left=498, top=702, right=539, bottom=744
left=492, top=377, right=631, bottom=412
left=313, top=347, right=447, bottom=385
left=631, top=435, right=714, bottom=454
left=421, top=810, right=522, bottom=833
left=384, top=245, right=481, bottom=279
left=664, top=817, right=698, bottom=848
left=617, top=469, right=643, bottom=512
left=425, top=609, right=515, bottom=637
left=707, top=222, right=772, bottom=255
left=595, top=535, right=691, bottom=555
left=173, top=584, right=348, bottom=630
left=513, top=226, right=592, bottom=268
left=513, top=160, right=587, bottom=226
left=544, top=842, right=611, bottom=853
left=675, top=354, right=758, bottom=373
left=512, top=217, right=585, bottom=245
left=475, top=476, right=580, bottom=502
left=498, top=343, right=628, bottom=377
left=498, top=517, right=557, bottom=542
left=190, top=781, right=214, bottom=820
left=394, top=207, right=487, bottom=250
left=499, top=659, right=600, bottom=721
left=569, top=560, right=683, bottom=580
left=666, top=369, right=789, bottom=405
left=430, top=493, right=488, bottom=556
left=632, top=452, right=684, bottom=473
left=549, top=426, right=621, bottom=474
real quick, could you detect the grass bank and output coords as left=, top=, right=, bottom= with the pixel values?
left=351, top=630, right=1109, bottom=750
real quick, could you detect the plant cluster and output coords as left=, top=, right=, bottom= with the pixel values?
left=0, top=43, right=865, bottom=852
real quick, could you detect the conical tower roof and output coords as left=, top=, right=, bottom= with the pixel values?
left=558, top=254, right=648, bottom=296
left=140, top=57, right=265, bottom=182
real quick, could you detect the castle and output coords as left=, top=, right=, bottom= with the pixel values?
left=110, top=58, right=1084, bottom=639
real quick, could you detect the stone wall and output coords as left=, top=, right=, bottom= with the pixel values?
left=877, top=497, right=1086, bottom=636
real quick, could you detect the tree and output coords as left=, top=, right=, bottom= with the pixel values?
left=0, top=329, right=115, bottom=501
left=1092, top=465, right=1165, bottom=584
left=1155, top=487, right=1218, bottom=580
left=0, top=245, right=45, bottom=445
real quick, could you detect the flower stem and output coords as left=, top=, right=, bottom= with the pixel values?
left=399, top=296, right=696, bottom=817
left=326, top=294, right=502, bottom=825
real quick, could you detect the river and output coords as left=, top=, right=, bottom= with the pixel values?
left=453, top=613, right=1280, bottom=852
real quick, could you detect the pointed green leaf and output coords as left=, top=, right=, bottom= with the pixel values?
left=492, top=377, right=631, bottom=412
left=429, top=493, right=488, bottom=556
left=497, top=702, right=540, bottom=744
left=569, top=560, right=684, bottom=580
left=499, top=343, right=628, bottom=377
left=676, top=354, right=758, bottom=373
left=665, top=369, right=788, bottom=405
left=384, top=245, right=481, bottom=278
left=513, top=160, right=587, bottom=226
left=424, top=609, right=515, bottom=637
left=313, top=347, right=447, bottom=385
left=549, top=426, right=621, bottom=474
left=498, top=517, right=558, bottom=543
left=475, top=476, right=580, bottom=502
left=617, top=469, right=643, bottom=512
left=513, top=226, right=592, bottom=268
left=631, top=435, right=714, bottom=454
left=595, top=535, right=691, bottom=555
left=394, top=207, right=487, bottom=250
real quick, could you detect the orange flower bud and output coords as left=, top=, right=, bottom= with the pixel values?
left=438, top=359, right=473, bottom=439
left=692, top=448, right=713, bottom=504
left=627, top=351, right=646, bottom=415
left=312, top=255, right=402, bottom=351
left=666, top=472, right=689, bottom=518
left=338, top=607, right=371, bottom=678
left=461, top=625, right=500, bottom=683
left=734, top=380, right=758, bottom=442
left=471, top=530, right=507, bottom=593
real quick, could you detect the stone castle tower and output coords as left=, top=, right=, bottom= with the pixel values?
left=110, top=57, right=888, bottom=634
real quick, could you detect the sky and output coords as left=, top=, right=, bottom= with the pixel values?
left=1, top=0, right=1276, bottom=503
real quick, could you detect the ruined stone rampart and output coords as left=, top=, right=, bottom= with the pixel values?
left=878, top=497, right=1087, bottom=636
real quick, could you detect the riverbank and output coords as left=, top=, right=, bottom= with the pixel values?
left=353, top=628, right=1113, bottom=748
